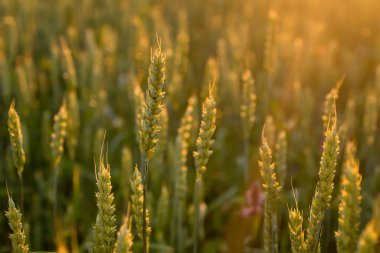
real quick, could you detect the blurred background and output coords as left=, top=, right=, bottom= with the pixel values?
left=0, top=0, right=379, bottom=252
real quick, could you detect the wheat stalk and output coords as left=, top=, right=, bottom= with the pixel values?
left=139, top=38, right=166, bottom=253
left=193, top=86, right=216, bottom=253
left=259, top=126, right=281, bottom=253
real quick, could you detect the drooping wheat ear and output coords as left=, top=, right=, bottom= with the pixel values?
left=275, top=130, right=287, bottom=187
left=5, top=193, right=29, bottom=253
left=259, top=127, right=281, bottom=253
left=357, top=220, right=378, bottom=253
left=8, top=100, right=26, bottom=178
left=194, top=86, right=217, bottom=178
left=140, top=40, right=166, bottom=161
left=264, top=10, right=278, bottom=75
left=130, top=165, right=151, bottom=242
left=240, top=69, right=256, bottom=139
left=363, top=90, right=377, bottom=146
left=92, top=153, right=117, bottom=253
left=305, top=108, right=340, bottom=252
left=335, top=141, right=362, bottom=253
left=114, top=212, right=133, bottom=253
left=322, top=78, right=343, bottom=129
left=51, top=101, right=68, bottom=168
left=156, top=185, right=169, bottom=242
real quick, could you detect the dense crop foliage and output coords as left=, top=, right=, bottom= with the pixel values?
left=0, top=0, right=380, bottom=252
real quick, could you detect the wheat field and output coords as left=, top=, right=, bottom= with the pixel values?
left=0, top=0, right=380, bottom=252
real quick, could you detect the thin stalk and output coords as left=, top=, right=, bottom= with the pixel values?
left=142, top=157, right=148, bottom=253
left=19, top=175, right=24, bottom=213
left=177, top=202, right=184, bottom=253
left=53, top=165, right=60, bottom=221
left=170, top=193, right=177, bottom=246
left=193, top=177, right=200, bottom=253
left=243, top=135, right=250, bottom=182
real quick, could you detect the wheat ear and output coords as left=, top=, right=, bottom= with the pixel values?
left=193, top=86, right=216, bottom=253
left=92, top=151, right=117, bottom=253
left=335, top=141, right=362, bottom=253
left=5, top=193, right=29, bottom=253
left=305, top=108, right=340, bottom=252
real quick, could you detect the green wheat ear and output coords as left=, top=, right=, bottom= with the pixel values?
left=259, top=126, right=281, bottom=253
left=8, top=100, right=26, bottom=178
left=5, top=193, right=29, bottom=253
left=50, top=101, right=68, bottom=168
left=288, top=190, right=305, bottom=253
left=92, top=151, right=117, bottom=253
left=335, top=141, right=362, bottom=253
left=357, top=197, right=380, bottom=253
left=194, top=85, right=217, bottom=178
left=114, top=211, right=133, bottom=253
left=140, top=39, right=166, bottom=161
left=130, top=165, right=151, bottom=243
left=305, top=107, right=340, bottom=252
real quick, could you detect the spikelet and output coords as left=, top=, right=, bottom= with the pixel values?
left=130, top=165, right=151, bottom=241
left=275, top=130, right=287, bottom=187
left=194, top=86, right=217, bottom=178
left=140, top=41, right=166, bottom=161
left=5, top=194, right=29, bottom=253
left=288, top=201, right=305, bottom=253
left=240, top=69, right=256, bottom=139
left=322, top=78, right=342, bottom=129
left=259, top=128, right=281, bottom=253
left=92, top=155, right=117, bottom=253
left=363, top=90, right=377, bottom=146
left=114, top=213, right=133, bottom=253
left=357, top=221, right=378, bottom=253
left=155, top=185, right=169, bottom=242
left=51, top=102, right=68, bottom=168
left=335, top=142, right=362, bottom=253
left=305, top=109, right=340, bottom=252
left=8, top=100, right=26, bottom=178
